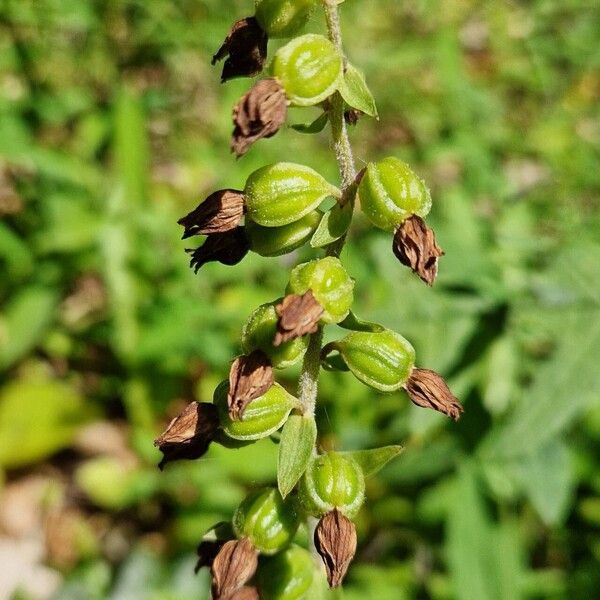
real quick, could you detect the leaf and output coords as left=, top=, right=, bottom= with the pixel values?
left=341, top=445, right=403, bottom=478
left=338, top=311, right=385, bottom=333
left=339, top=63, right=378, bottom=118
left=310, top=201, right=353, bottom=248
left=291, top=112, right=329, bottom=134
left=277, top=414, right=317, bottom=498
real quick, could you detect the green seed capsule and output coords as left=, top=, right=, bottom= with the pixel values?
left=287, top=257, right=354, bottom=324
left=233, top=488, right=300, bottom=554
left=245, top=162, right=340, bottom=227
left=298, top=452, right=365, bottom=518
left=359, top=157, right=432, bottom=231
left=246, top=210, right=321, bottom=257
left=214, top=380, right=297, bottom=441
left=259, top=544, right=315, bottom=600
left=273, top=34, right=343, bottom=106
left=242, top=302, right=309, bottom=368
left=255, top=0, right=316, bottom=38
left=327, top=330, right=415, bottom=392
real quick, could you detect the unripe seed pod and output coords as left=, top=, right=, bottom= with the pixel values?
left=255, top=0, right=316, bottom=39
left=242, top=302, right=309, bottom=368
left=359, top=157, right=432, bottom=231
left=258, top=544, right=315, bottom=600
left=245, top=162, right=340, bottom=227
left=246, top=210, right=321, bottom=257
left=273, top=34, right=343, bottom=106
left=287, top=257, right=354, bottom=324
left=214, top=380, right=297, bottom=441
left=233, top=488, right=300, bottom=554
left=298, top=452, right=365, bottom=518
left=325, top=330, right=416, bottom=392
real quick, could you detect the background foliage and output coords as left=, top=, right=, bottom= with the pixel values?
left=0, top=0, right=599, bottom=598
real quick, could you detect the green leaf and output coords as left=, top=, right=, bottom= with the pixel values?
left=310, top=201, right=353, bottom=248
left=338, top=311, right=385, bottom=333
left=291, top=112, right=329, bottom=134
left=341, top=445, right=403, bottom=478
left=339, top=63, right=378, bottom=118
left=277, top=414, right=317, bottom=498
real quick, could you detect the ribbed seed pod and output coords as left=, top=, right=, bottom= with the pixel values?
left=254, top=0, right=317, bottom=38
left=258, top=544, right=315, bottom=600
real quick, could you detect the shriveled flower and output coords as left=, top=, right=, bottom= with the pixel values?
left=212, top=17, right=268, bottom=82
left=274, top=291, right=324, bottom=346
left=232, top=78, right=288, bottom=158
left=392, top=215, right=444, bottom=286
left=179, top=190, right=245, bottom=238
left=229, top=587, right=259, bottom=600
left=187, top=228, right=250, bottom=273
left=228, top=350, right=274, bottom=421
left=344, top=109, right=362, bottom=126
left=154, top=402, right=220, bottom=470
left=211, top=538, right=258, bottom=600
left=314, top=509, right=357, bottom=588
left=404, top=368, right=463, bottom=421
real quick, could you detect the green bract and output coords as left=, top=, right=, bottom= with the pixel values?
left=298, top=451, right=365, bottom=518
left=255, top=0, right=316, bottom=38
left=233, top=488, right=300, bottom=554
left=287, top=257, right=354, bottom=323
left=242, top=302, right=309, bottom=368
left=359, top=157, right=432, bottom=231
left=273, top=34, right=343, bottom=106
left=259, top=544, right=315, bottom=600
left=214, top=381, right=297, bottom=441
left=246, top=210, right=322, bottom=257
left=245, top=162, right=340, bottom=227
left=326, top=329, right=415, bottom=392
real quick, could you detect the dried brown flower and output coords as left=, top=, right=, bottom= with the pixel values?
left=229, top=587, right=259, bottom=600
left=186, top=228, right=250, bottom=273
left=392, top=215, right=444, bottom=286
left=179, top=190, right=245, bottom=239
left=232, top=78, right=288, bottom=157
left=274, top=291, right=324, bottom=346
left=404, top=368, right=463, bottom=421
left=344, top=109, right=363, bottom=126
left=212, top=17, right=268, bottom=83
left=228, top=350, right=274, bottom=421
left=314, top=509, right=357, bottom=588
left=211, top=538, right=258, bottom=600
left=154, top=402, right=220, bottom=469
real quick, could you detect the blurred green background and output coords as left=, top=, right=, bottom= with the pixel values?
left=0, top=0, right=599, bottom=598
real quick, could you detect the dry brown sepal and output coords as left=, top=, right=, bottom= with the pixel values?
left=274, top=291, right=324, bottom=346
left=228, top=587, right=260, bottom=600
left=232, top=78, right=288, bottom=158
left=314, top=509, right=357, bottom=588
left=211, top=538, right=259, bottom=600
left=186, top=228, right=250, bottom=273
left=212, top=17, right=268, bottom=83
left=392, top=215, right=444, bottom=286
left=404, top=368, right=463, bottom=421
left=228, top=350, right=274, bottom=421
left=154, top=402, right=220, bottom=470
left=179, top=190, right=245, bottom=239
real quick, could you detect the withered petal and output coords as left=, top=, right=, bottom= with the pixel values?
left=274, top=291, right=324, bottom=346
left=232, top=78, right=288, bottom=158
left=314, top=509, right=357, bottom=588
left=211, top=538, right=258, bottom=600
left=212, top=17, right=268, bottom=82
left=186, top=228, right=250, bottom=273
left=179, top=190, right=245, bottom=238
left=404, top=368, right=463, bottom=421
left=228, top=350, right=274, bottom=421
left=393, top=215, right=444, bottom=286
left=228, top=587, right=260, bottom=600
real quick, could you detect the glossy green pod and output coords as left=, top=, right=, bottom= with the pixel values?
left=246, top=210, right=322, bottom=257
left=259, top=544, right=315, bottom=600
left=233, top=487, right=300, bottom=554
left=254, top=0, right=316, bottom=38
left=242, top=302, right=309, bottom=368
left=214, top=380, right=297, bottom=441
left=273, top=34, right=343, bottom=106
left=328, top=329, right=415, bottom=392
left=287, top=257, right=354, bottom=324
left=245, top=162, right=340, bottom=227
left=358, top=157, right=432, bottom=231
left=298, top=452, right=365, bottom=518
